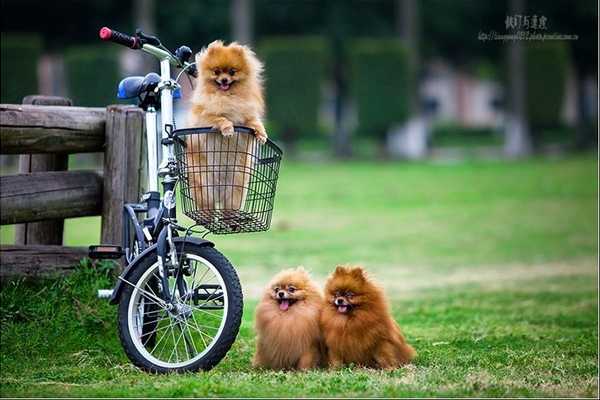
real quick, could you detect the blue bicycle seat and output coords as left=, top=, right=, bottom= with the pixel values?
left=117, top=73, right=181, bottom=99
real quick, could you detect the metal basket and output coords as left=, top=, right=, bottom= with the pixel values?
left=173, top=127, right=283, bottom=234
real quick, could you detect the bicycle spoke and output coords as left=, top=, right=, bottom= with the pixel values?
left=190, top=305, right=223, bottom=319
left=190, top=311, right=216, bottom=342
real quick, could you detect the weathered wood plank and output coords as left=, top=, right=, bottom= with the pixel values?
left=101, top=105, right=145, bottom=252
left=0, top=104, right=106, bottom=154
left=0, top=171, right=103, bottom=224
left=15, top=95, right=72, bottom=245
left=21, top=95, right=73, bottom=107
left=0, top=245, right=87, bottom=279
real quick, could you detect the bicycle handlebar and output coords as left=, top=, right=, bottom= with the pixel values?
left=98, top=26, right=198, bottom=78
left=99, top=27, right=140, bottom=49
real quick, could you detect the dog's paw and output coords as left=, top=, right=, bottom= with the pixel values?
left=219, top=121, right=235, bottom=137
left=253, top=125, right=268, bottom=144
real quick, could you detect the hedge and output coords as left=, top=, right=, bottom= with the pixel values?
left=525, top=41, right=569, bottom=131
left=1, top=34, right=42, bottom=104
left=349, top=39, right=413, bottom=140
left=258, top=37, right=328, bottom=143
left=64, top=46, right=120, bottom=107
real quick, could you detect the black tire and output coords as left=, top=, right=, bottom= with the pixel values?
left=117, top=243, right=243, bottom=373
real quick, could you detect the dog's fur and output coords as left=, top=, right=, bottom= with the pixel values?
left=320, top=266, right=416, bottom=369
left=187, top=40, right=267, bottom=212
left=253, top=268, right=324, bottom=370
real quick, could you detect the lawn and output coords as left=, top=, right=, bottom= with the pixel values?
left=1, top=155, right=598, bottom=397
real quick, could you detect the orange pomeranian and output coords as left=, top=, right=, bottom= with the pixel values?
left=320, top=266, right=416, bottom=369
left=187, top=40, right=267, bottom=213
left=253, top=268, right=325, bottom=370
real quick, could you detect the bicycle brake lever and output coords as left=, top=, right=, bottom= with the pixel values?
left=135, top=29, right=161, bottom=46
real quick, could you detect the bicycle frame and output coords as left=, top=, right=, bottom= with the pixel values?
left=120, top=43, right=187, bottom=304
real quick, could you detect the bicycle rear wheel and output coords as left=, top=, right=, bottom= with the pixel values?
left=117, top=243, right=243, bottom=373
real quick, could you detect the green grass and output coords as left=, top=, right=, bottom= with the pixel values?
left=1, top=155, right=598, bottom=397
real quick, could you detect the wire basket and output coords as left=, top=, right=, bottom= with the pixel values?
left=173, top=127, right=283, bottom=234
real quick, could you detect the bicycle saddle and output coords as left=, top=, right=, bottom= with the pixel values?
left=117, top=73, right=181, bottom=100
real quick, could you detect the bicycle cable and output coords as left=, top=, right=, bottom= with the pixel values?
left=175, top=61, right=197, bottom=90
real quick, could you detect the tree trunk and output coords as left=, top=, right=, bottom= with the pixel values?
left=504, top=0, right=532, bottom=157
left=231, top=0, right=253, bottom=45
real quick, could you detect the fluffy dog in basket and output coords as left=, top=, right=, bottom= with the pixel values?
left=320, top=266, right=416, bottom=369
left=253, top=268, right=325, bottom=370
left=187, top=40, right=267, bottom=221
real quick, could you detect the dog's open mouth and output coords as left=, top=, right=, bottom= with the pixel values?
left=216, top=80, right=233, bottom=91
left=277, top=298, right=296, bottom=311
left=334, top=302, right=352, bottom=314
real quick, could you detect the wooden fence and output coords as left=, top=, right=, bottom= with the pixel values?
left=0, top=95, right=147, bottom=279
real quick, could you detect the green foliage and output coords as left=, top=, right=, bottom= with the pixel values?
left=349, top=39, right=413, bottom=140
left=431, top=122, right=503, bottom=147
left=0, top=34, right=42, bottom=103
left=64, top=46, right=120, bottom=107
left=258, top=37, right=329, bottom=142
left=525, top=41, right=569, bottom=131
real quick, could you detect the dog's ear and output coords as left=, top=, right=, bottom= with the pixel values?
left=334, top=265, right=346, bottom=275
left=350, top=267, right=366, bottom=281
left=206, top=40, right=224, bottom=53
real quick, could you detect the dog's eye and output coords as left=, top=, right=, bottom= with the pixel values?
left=214, top=69, right=221, bottom=75
left=346, top=291, right=354, bottom=298
left=288, top=286, right=296, bottom=293
left=273, top=286, right=280, bottom=292
left=229, top=68, right=236, bottom=76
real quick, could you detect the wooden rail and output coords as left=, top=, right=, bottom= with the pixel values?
left=0, top=245, right=89, bottom=277
left=0, top=171, right=103, bottom=224
left=0, top=104, right=106, bottom=154
left=0, top=96, right=145, bottom=279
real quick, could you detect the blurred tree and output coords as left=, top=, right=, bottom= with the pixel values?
left=0, top=0, right=133, bottom=50
left=525, top=41, right=569, bottom=145
left=505, top=0, right=531, bottom=157
left=231, top=0, right=253, bottom=45
left=258, top=37, right=328, bottom=151
left=155, top=1, right=230, bottom=53
left=526, top=0, right=598, bottom=148
left=396, top=0, right=419, bottom=112
left=0, top=34, right=41, bottom=103
left=349, top=39, right=412, bottom=142
left=64, top=46, right=120, bottom=107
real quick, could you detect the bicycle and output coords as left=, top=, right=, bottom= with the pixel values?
left=90, top=27, right=283, bottom=373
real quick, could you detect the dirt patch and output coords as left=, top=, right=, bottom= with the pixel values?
left=238, top=259, right=597, bottom=300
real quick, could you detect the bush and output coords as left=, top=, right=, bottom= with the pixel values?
left=349, top=39, right=413, bottom=140
left=430, top=122, right=503, bottom=148
left=0, top=34, right=42, bottom=104
left=525, top=41, right=569, bottom=136
left=64, top=46, right=120, bottom=107
left=258, top=37, right=328, bottom=144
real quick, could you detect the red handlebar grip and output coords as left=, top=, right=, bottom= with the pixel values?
left=99, top=27, right=112, bottom=40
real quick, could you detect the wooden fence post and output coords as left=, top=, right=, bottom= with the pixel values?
left=15, top=95, right=72, bottom=246
left=101, top=105, right=146, bottom=255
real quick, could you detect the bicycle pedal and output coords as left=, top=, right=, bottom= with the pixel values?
left=89, top=245, right=124, bottom=259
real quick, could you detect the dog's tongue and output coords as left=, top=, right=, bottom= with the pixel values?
left=337, top=305, right=348, bottom=313
left=219, top=82, right=230, bottom=91
left=279, top=299, right=289, bottom=311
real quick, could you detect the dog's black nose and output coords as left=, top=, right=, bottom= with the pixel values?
left=278, top=291, right=285, bottom=298
left=219, top=78, right=229, bottom=84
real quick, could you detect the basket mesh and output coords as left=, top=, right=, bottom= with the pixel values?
left=174, top=127, right=282, bottom=234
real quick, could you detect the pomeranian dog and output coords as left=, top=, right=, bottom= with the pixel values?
left=320, top=266, right=416, bottom=369
left=187, top=40, right=267, bottom=214
left=253, top=268, right=324, bottom=370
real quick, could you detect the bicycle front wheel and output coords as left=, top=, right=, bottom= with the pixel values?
left=117, top=243, right=243, bottom=373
